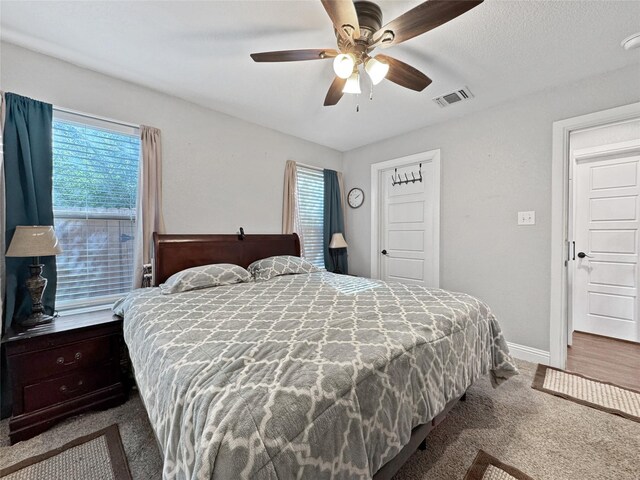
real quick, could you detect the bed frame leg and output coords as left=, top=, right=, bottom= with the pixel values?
left=418, top=438, right=427, bottom=451
left=460, top=392, right=467, bottom=402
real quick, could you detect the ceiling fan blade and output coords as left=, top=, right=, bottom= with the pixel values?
left=250, top=49, right=338, bottom=62
left=324, top=77, right=347, bottom=106
left=320, top=0, right=360, bottom=42
left=372, top=0, right=483, bottom=47
left=375, top=54, right=432, bottom=92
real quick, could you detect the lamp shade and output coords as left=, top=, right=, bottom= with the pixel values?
left=6, top=226, right=63, bottom=258
left=333, top=53, right=356, bottom=79
left=365, top=56, right=389, bottom=85
left=342, top=72, right=361, bottom=94
left=329, top=233, right=348, bottom=249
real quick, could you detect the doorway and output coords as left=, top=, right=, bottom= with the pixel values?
left=550, top=102, right=640, bottom=370
left=569, top=126, right=640, bottom=344
left=370, top=150, right=440, bottom=287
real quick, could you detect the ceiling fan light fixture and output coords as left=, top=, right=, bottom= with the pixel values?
left=365, top=56, right=389, bottom=85
left=251, top=0, right=485, bottom=107
left=333, top=53, right=356, bottom=79
left=343, top=72, right=361, bottom=94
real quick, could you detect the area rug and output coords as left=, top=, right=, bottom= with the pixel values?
left=0, top=424, right=132, bottom=480
left=532, top=364, right=640, bottom=423
left=463, top=450, right=534, bottom=480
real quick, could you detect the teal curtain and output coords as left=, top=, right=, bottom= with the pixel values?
left=3, top=93, right=56, bottom=330
left=323, top=169, right=348, bottom=274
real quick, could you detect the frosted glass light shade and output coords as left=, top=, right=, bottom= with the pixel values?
left=333, top=54, right=355, bottom=79
left=365, top=56, right=389, bottom=85
left=6, top=226, right=63, bottom=258
left=329, top=233, right=348, bottom=249
left=342, top=72, right=361, bottom=94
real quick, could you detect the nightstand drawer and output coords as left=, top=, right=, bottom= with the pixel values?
left=3, top=311, right=129, bottom=443
left=23, top=366, right=119, bottom=412
left=11, top=335, right=115, bottom=383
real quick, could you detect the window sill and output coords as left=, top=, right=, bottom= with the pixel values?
left=57, top=304, right=113, bottom=318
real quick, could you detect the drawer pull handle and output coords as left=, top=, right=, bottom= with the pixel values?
left=56, top=352, right=82, bottom=366
left=59, top=380, right=84, bottom=394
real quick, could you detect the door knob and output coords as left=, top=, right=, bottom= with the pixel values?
left=381, top=249, right=388, bottom=255
left=577, top=252, right=593, bottom=259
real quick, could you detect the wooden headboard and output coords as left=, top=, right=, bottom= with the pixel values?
left=152, top=232, right=301, bottom=286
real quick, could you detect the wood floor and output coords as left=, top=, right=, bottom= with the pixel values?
left=567, top=331, right=640, bottom=391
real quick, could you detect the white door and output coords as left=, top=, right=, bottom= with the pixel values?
left=572, top=142, right=640, bottom=342
left=378, top=157, right=439, bottom=287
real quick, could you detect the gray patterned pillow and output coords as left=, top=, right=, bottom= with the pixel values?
left=248, top=255, right=319, bottom=282
left=160, top=263, right=251, bottom=294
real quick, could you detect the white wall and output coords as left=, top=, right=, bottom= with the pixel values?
left=0, top=42, right=342, bottom=235
left=3, top=41, right=639, bottom=354
left=343, top=64, right=640, bottom=352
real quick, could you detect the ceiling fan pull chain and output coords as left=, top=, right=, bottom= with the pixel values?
left=370, top=83, right=374, bottom=101
left=356, top=94, right=360, bottom=113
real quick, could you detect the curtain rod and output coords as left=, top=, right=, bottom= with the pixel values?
left=53, top=105, right=139, bottom=130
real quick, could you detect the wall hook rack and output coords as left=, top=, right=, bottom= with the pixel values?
left=392, top=163, right=422, bottom=186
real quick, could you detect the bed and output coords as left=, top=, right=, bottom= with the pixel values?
left=114, top=233, right=518, bottom=480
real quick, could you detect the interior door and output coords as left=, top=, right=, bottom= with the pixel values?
left=380, top=162, right=437, bottom=287
left=572, top=146, right=640, bottom=342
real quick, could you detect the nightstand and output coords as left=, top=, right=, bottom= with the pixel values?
left=2, top=310, right=129, bottom=444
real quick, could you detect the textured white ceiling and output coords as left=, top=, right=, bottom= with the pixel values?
left=2, top=0, right=639, bottom=151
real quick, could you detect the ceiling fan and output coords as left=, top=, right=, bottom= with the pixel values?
left=250, top=0, right=483, bottom=106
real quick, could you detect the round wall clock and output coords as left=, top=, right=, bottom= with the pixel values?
left=347, top=188, right=365, bottom=209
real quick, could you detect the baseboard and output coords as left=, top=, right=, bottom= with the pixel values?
left=507, top=342, right=550, bottom=365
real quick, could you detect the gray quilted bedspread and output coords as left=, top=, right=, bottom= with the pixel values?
left=115, top=272, right=518, bottom=480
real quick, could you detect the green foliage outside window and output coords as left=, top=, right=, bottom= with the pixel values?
left=53, top=120, right=139, bottom=211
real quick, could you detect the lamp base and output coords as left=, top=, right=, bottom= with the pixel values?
left=19, top=312, right=54, bottom=328
left=19, top=263, right=55, bottom=329
left=331, top=249, right=343, bottom=275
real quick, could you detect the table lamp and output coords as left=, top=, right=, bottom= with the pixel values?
left=328, top=232, right=348, bottom=274
left=6, top=226, right=63, bottom=327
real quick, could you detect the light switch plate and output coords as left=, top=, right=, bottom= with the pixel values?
left=518, top=211, right=536, bottom=225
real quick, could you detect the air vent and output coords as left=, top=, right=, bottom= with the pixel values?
left=432, top=87, right=474, bottom=108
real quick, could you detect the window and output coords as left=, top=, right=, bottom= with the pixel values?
left=296, top=166, right=325, bottom=268
left=52, top=110, right=140, bottom=310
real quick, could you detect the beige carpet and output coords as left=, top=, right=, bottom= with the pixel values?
left=0, top=425, right=131, bottom=480
left=1, top=360, right=639, bottom=479
left=0, top=395, right=160, bottom=479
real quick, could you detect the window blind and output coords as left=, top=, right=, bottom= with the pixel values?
left=296, top=166, right=325, bottom=268
left=52, top=110, right=140, bottom=309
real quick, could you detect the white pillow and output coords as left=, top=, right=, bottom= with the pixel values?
left=248, top=255, right=318, bottom=282
left=160, top=263, right=251, bottom=294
